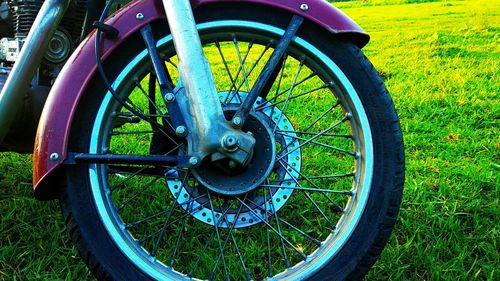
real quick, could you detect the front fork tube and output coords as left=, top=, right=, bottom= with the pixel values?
left=154, top=0, right=255, bottom=165
left=0, top=0, right=71, bottom=143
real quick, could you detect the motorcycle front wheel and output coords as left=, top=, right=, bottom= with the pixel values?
left=61, top=6, right=404, bottom=281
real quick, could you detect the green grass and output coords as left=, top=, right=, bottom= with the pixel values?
left=337, top=0, right=499, bottom=280
left=1, top=0, right=498, bottom=280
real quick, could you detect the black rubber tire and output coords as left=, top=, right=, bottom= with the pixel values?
left=60, top=5, right=404, bottom=281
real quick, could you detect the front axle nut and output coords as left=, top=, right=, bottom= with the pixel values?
left=222, top=134, right=239, bottom=151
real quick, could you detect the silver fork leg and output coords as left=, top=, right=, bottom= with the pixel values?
left=161, top=0, right=225, bottom=136
left=160, top=0, right=255, bottom=164
left=0, top=0, right=71, bottom=143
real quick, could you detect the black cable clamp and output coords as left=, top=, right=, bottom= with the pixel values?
left=92, top=21, right=119, bottom=39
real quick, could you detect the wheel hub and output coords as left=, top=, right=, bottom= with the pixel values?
left=191, top=108, right=275, bottom=196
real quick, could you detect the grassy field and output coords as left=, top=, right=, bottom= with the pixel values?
left=336, top=0, right=499, bottom=280
left=1, top=0, right=498, bottom=280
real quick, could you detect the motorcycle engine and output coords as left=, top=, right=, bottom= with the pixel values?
left=1, top=0, right=89, bottom=85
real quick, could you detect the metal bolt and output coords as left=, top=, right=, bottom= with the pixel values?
left=222, top=134, right=238, bottom=150
left=136, top=13, right=144, bottom=20
left=175, top=126, right=187, bottom=137
left=300, top=4, right=309, bottom=11
left=345, top=112, right=353, bottom=119
left=165, top=93, right=175, bottom=103
left=232, top=117, right=242, bottom=127
left=50, top=153, right=60, bottom=161
left=189, top=157, right=199, bottom=166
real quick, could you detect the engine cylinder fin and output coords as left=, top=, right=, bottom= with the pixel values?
left=8, top=0, right=88, bottom=40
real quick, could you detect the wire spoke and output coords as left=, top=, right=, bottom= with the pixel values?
left=273, top=60, right=304, bottom=133
left=209, top=195, right=248, bottom=280
left=279, top=218, right=322, bottom=246
left=245, top=197, right=322, bottom=246
left=302, top=101, right=340, bottom=132
left=114, top=112, right=171, bottom=119
left=114, top=109, right=179, bottom=147
left=215, top=40, right=237, bottom=100
left=277, top=116, right=349, bottom=161
left=276, top=132, right=356, bottom=156
left=262, top=184, right=351, bottom=196
left=109, top=166, right=151, bottom=192
left=169, top=199, right=191, bottom=268
left=256, top=72, right=317, bottom=111
left=151, top=172, right=190, bottom=257
left=228, top=225, right=251, bottom=281
left=267, top=187, right=291, bottom=267
left=263, top=83, right=330, bottom=113
left=233, top=38, right=252, bottom=93
left=303, top=173, right=355, bottom=180
left=236, top=197, right=307, bottom=261
left=263, top=184, right=273, bottom=277
left=278, top=163, right=337, bottom=228
left=224, top=42, right=272, bottom=105
left=189, top=229, right=215, bottom=277
left=117, top=177, right=160, bottom=211
left=117, top=83, right=180, bottom=146
left=225, top=38, right=253, bottom=92
left=140, top=74, right=178, bottom=134
left=274, top=71, right=318, bottom=99
left=277, top=159, right=348, bottom=212
left=111, top=130, right=155, bottom=136
left=224, top=38, right=254, bottom=104
left=266, top=55, right=288, bottom=128
left=303, top=191, right=334, bottom=227
left=126, top=193, right=206, bottom=229
left=188, top=205, right=232, bottom=277
left=278, top=130, right=352, bottom=139
left=233, top=42, right=272, bottom=94
left=226, top=41, right=272, bottom=105
left=207, top=192, right=230, bottom=281
left=134, top=78, right=166, bottom=116
left=279, top=158, right=353, bottom=195
left=138, top=199, right=210, bottom=245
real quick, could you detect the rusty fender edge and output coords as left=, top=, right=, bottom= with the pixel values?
left=33, top=0, right=369, bottom=200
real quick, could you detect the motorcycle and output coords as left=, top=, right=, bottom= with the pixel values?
left=0, top=0, right=405, bottom=280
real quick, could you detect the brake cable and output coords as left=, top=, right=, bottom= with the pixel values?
left=93, top=0, right=170, bottom=134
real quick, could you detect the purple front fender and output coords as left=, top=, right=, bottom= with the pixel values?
left=33, top=0, right=369, bottom=199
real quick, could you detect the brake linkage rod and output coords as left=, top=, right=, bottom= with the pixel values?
left=231, top=15, right=304, bottom=127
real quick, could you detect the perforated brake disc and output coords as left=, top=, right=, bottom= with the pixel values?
left=166, top=92, right=301, bottom=228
